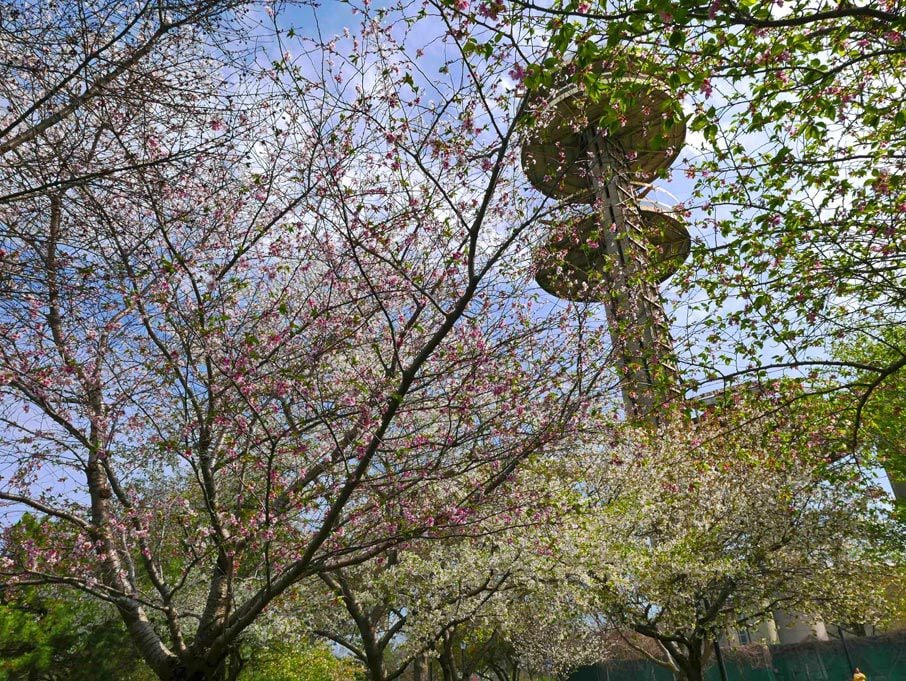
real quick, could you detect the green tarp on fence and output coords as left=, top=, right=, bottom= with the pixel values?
left=569, top=632, right=906, bottom=681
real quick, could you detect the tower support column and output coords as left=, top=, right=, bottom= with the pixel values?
left=585, top=131, right=681, bottom=421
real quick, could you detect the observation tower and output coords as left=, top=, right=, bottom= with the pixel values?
left=520, top=69, right=902, bottom=648
left=521, top=67, right=689, bottom=420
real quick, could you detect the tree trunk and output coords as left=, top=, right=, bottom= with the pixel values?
left=165, top=645, right=247, bottom=681
left=674, top=671, right=705, bottom=681
left=672, top=640, right=706, bottom=681
left=413, top=654, right=429, bottom=681
left=168, top=659, right=238, bottom=681
left=365, top=655, right=387, bottom=681
left=438, top=644, right=458, bottom=681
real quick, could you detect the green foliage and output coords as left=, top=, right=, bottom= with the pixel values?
left=848, top=330, right=906, bottom=473
left=239, top=642, right=363, bottom=681
left=835, top=327, right=906, bottom=517
left=0, top=588, right=155, bottom=681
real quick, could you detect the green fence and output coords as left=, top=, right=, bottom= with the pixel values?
left=568, top=632, right=906, bottom=681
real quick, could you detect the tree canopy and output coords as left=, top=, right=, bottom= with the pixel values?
left=1, top=1, right=903, bottom=680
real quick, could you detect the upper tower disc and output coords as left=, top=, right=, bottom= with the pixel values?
left=521, top=71, right=685, bottom=202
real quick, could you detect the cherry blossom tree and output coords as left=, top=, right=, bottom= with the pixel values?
left=0, top=2, right=616, bottom=679
left=0, top=0, right=259, bottom=205
left=286, top=455, right=598, bottom=681
left=292, top=537, right=524, bottom=681
left=532, top=392, right=896, bottom=681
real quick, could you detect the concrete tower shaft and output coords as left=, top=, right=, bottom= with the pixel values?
left=522, top=71, right=688, bottom=420
left=583, top=132, right=682, bottom=419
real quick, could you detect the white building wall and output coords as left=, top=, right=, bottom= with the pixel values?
left=772, top=610, right=830, bottom=644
